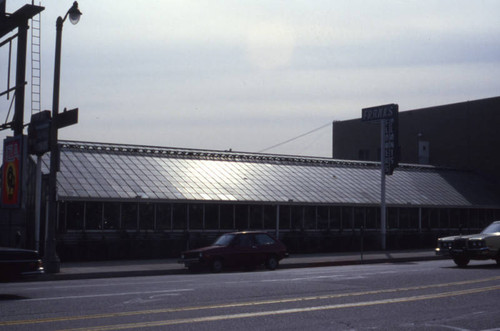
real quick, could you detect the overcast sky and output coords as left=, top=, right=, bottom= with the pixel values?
left=2, top=0, right=500, bottom=157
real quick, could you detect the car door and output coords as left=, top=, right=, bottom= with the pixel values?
left=253, top=233, right=279, bottom=264
left=226, top=234, right=258, bottom=267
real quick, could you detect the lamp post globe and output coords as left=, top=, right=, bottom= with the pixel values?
left=68, top=2, right=82, bottom=25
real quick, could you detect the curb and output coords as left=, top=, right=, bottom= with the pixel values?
left=34, top=254, right=446, bottom=282
left=281, top=254, right=445, bottom=270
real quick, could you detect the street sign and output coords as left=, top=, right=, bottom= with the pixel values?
left=361, top=103, right=399, bottom=175
left=383, top=115, right=399, bottom=175
left=28, top=110, right=51, bottom=156
left=56, top=108, right=78, bottom=129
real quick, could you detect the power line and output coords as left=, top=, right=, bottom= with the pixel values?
left=258, top=122, right=331, bottom=153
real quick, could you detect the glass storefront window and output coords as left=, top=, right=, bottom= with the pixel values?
left=354, top=207, right=365, bottom=230
left=249, top=205, right=262, bottom=229
left=67, top=201, right=84, bottom=230
left=387, top=208, right=398, bottom=229
left=122, top=203, right=138, bottom=230
left=220, top=205, right=234, bottom=229
left=172, top=203, right=187, bottom=230
left=438, top=209, right=449, bottom=228
left=263, top=205, right=277, bottom=229
left=330, top=206, right=341, bottom=230
left=342, top=207, right=353, bottom=230
left=279, top=205, right=291, bottom=230
left=204, top=204, right=219, bottom=229
left=317, top=206, right=329, bottom=229
left=103, top=202, right=120, bottom=230
left=140, top=203, right=154, bottom=230
left=189, top=204, right=204, bottom=230
left=407, top=208, right=419, bottom=229
left=85, top=202, right=102, bottom=230
left=365, top=207, right=379, bottom=229
left=156, top=204, right=171, bottom=230
left=291, top=206, right=303, bottom=230
left=235, top=205, right=249, bottom=231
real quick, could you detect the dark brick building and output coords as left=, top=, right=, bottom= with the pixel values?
left=332, top=96, right=500, bottom=183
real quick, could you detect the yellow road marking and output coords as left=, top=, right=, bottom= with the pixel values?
left=1, top=276, right=499, bottom=327
left=61, top=285, right=500, bottom=331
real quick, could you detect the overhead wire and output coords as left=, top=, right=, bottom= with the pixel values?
left=257, top=122, right=331, bottom=153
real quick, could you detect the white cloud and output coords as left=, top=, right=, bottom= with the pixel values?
left=245, top=21, right=295, bottom=69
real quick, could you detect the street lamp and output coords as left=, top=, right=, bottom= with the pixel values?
left=44, top=1, right=82, bottom=273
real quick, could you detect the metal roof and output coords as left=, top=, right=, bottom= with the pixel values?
left=42, top=141, right=500, bottom=208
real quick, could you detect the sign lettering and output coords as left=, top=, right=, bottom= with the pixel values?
left=361, top=104, right=399, bottom=175
left=362, top=104, right=397, bottom=122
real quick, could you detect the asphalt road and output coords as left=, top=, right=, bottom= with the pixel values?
left=0, top=260, right=499, bottom=330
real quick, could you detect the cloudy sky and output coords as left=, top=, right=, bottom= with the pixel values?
left=2, top=0, right=500, bottom=157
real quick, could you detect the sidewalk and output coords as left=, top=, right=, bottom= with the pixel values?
left=37, top=249, right=444, bottom=281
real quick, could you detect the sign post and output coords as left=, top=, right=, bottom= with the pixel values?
left=362, top=104, right=399, bottom=250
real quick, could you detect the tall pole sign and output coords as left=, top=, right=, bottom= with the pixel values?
left=362, top=103, right=399, bottom=250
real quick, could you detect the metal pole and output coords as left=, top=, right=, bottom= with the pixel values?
left=276, top=205, right=280, bottom=238
left=380, top=120, right=387, bottom=250
left=34, top=155, right=42, bottom=252
left=418, top=207, right=422, bottom=233
left=13, top=22, right=28, bottom=136
left=44, top=16, right=63, bottom=273
left=360, top=226, right=364, bottom=263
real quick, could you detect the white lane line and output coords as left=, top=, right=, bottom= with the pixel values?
left=24, top=289, right=194, bottom=302
left=16, top=279, right=189, bottom=291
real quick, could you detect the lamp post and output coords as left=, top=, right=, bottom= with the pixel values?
left=44, top=1, right=82, bottom=273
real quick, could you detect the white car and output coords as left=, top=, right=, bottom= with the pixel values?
left=436, top=221, right=500, bottom=267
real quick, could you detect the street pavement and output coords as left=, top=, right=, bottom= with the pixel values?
left=36, top=249, right=445, bottom=281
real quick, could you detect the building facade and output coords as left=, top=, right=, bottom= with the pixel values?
left=332, top=96, right=500, bottom=183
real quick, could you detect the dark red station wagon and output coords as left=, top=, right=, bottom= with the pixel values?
left=179, top=231, right=288, bottom=273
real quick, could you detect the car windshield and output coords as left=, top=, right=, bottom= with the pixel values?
left=481, top=222, right=500, bottom=234
left=212, top=234, right=235, bottom=246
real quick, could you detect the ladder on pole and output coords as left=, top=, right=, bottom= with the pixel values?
left=31, top=1, right=42, bottom=115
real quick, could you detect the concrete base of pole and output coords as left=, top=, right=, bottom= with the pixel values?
left=43, top=254, right=61, bottom=274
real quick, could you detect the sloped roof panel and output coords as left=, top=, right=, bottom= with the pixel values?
left=43, top=141, right=500, bottom=208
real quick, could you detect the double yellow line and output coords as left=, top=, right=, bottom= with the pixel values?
left=2, top=276, right=499, bottom=330
left=66, top=285, right=500, bottom=330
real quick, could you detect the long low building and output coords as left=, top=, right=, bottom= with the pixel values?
left=29, top=140, right=500, bottom=261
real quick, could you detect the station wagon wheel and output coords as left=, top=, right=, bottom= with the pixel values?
left=453, top=256, right=470, bottom=267
left=211, top=258, right=223, bottom=273
left=265, top=255, right=279, bottom=270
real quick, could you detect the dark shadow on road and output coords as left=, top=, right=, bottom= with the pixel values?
left=0, top=294, right=29, bottom=301
left=441, top=263, right=499, bottom=270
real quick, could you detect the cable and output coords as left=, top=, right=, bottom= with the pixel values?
left=258, top=122, right=331, bottom=153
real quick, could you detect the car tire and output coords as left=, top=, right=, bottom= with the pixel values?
left=453, top=256, right=470, bottom=267
left=265, top=255, right=279, bottom=270
left=211, top=259, right=223, bottom=273
left=187, top=265, right=199, bottom=273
